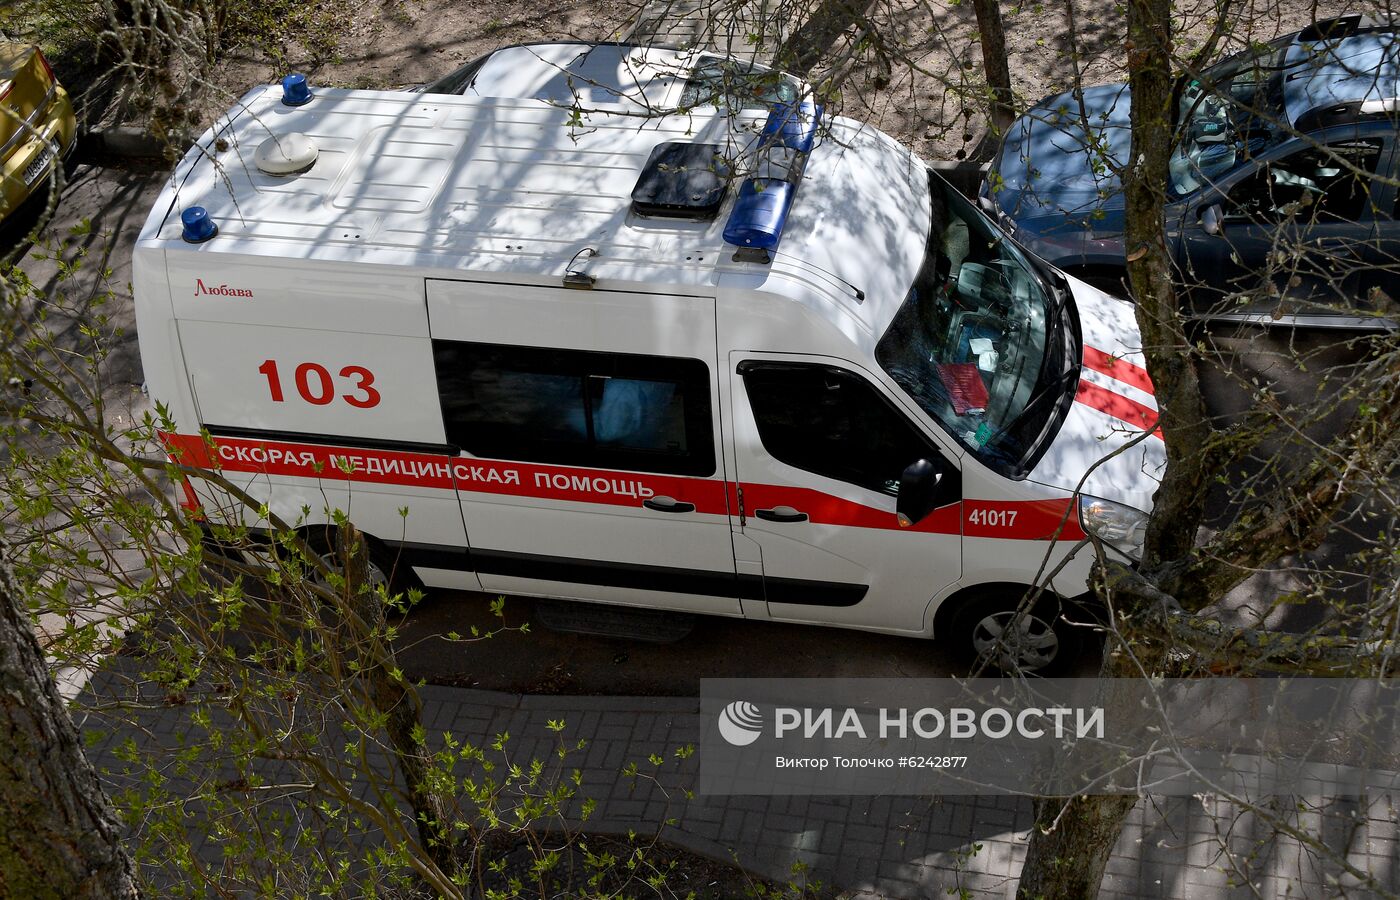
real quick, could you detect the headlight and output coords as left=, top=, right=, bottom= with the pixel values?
left=1078, top=495, right=1149, bottom=561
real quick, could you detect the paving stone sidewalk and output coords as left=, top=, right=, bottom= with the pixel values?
left=419, top=687, right=1400, bottom=898
left=622, top=0, right=788, bottom=63
left=78, top=663, right=1399, bottom=899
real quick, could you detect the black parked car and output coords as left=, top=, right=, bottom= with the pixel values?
left=981, top=15, right=1400, bottom=330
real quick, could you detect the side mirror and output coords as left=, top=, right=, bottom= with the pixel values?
left=1200, top=202, right=1223, bottom=236
left=897, top=459, right=942, bottom=527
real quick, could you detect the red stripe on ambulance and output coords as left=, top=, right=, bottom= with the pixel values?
left=163, top=433, right=1086, bottom=541
left=737, top=482, right=963, bottom=534
left=964, top=499, right=1086, bottom=541
left=1081, top=346, right=1154, bottom=395
left=160, top=432, right=729, bottom=513
left=1073, top=381, right=1163, bottom=440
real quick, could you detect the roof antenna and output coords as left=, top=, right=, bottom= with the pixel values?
left=563, top=247, right=598, bottom=289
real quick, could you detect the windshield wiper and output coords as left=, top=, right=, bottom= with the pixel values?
left=982, top=363, right=1081, bottom=460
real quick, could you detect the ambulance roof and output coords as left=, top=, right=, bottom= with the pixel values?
left=141, top=64, right=931, bottom=344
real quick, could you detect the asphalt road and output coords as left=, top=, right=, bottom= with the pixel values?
left=394, top=590, right=1108, bottom=693
left=12, top=157, right=1388, bottom=694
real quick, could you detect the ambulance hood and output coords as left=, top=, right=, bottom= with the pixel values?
left=1024, top=276, right=1165, bottom=514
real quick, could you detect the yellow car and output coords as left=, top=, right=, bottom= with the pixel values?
left=0, top=43, right=76, bottom=220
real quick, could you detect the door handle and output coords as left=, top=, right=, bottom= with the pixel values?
left=643, top=496, right=695, bottom=514
left=754, top=506, right=808, bottom=523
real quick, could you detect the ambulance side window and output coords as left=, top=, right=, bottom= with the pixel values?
left=739, top=361, right=942, bottom=496
left=433, top=340, right=715, bottom=476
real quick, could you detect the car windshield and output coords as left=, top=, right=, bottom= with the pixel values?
left=876, top=172, right=1074, bottom=477
left=420, top=45, right=679, bottom=108
left=677, top=56, right=799, bottom=110
left=1169, top=35, right=1298, bottom=195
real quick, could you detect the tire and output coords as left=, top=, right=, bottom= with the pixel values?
left=299, top=525, right=422, bottom=602
left=946, top=591, right=1086, bottom=675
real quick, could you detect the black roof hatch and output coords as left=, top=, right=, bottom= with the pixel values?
left=630, top=141, right=731, bottom=219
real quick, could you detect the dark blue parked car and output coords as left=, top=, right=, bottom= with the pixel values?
left=981, top=15, right=1400, bottom=330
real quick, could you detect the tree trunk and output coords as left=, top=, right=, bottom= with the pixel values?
left=1017, top=794, right=1139, bottom=900
left=1121, top=0, right=1215, bottom=576
left=971, top=0, right=1015, bottom=142
left=1020, top=4, right=1189, bottom=894
left=1017, top=649, right=1149, bottom=899
left=779, top=0, right=878, bottom=76
left=0, top=553, right=140, bottom=899
left=336, top=526, right=459, bottom=879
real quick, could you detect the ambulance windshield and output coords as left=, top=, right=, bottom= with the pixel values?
left=876, top=172, right=1076, bottom=478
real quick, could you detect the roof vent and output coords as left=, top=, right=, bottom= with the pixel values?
left=254, top=133, right=319, bottom=175
left=630, top=142, right=731, bottom=219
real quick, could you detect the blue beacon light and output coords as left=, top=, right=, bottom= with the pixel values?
left=761, top=99, right=823, bottom=153
left=180, top=206, right=218, bottom=243
left=282, top=73, right=314, bottom=106
left=722, top=180, right=794, bottom=252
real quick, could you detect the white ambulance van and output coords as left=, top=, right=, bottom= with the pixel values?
left=133, top=43, right=1165, bottom=672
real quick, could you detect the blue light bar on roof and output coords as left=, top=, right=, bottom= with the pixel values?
left=722, top=179, right=794, bottom=252
left=760, top=100, right=823, bottom=153
left=722, top=98, right=824, bottom=260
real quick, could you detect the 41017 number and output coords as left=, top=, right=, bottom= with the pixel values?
left=967, top=508, right=1018, bottom=527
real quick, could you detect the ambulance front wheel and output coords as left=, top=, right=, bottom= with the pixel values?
left=947, top=592, right=1085, bottom=675
left=301, top=525, right=423, bottom=603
